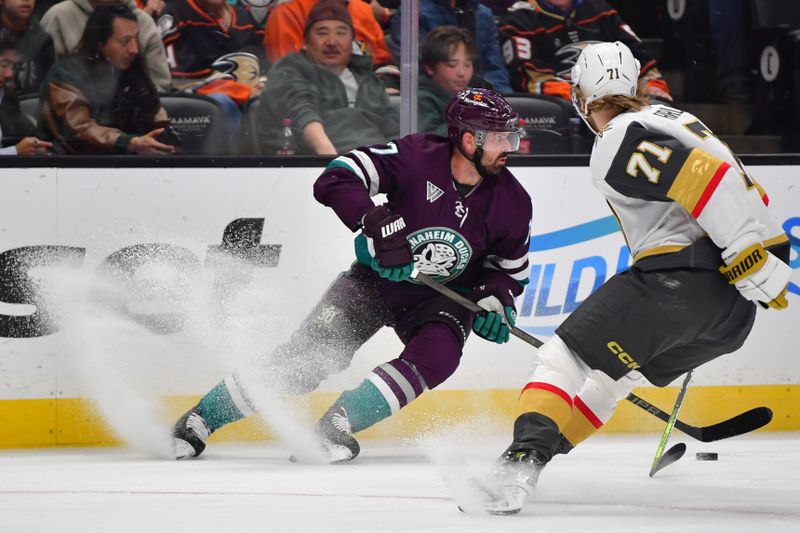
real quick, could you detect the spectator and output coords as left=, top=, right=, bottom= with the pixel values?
left=134, top=0, right=164, bottom=19
left=498, top=0, right=670, bottom=101
left=387, top=0, right=512, bottom=94
left=38, top=4, right=176, bottom=154
left=709, top=0, right=751, bottom=103
left=264, top=0, right=392, bottom=67
left=0, top=36, right=50, bottom=153
left=481, top=0, right=516, bottom=17
left=157, top=0, right=266, bottom=134
left=369, top=0, right=393, bottom=30
left=418, top=25, right=476, bottom=135
left=0, top=0, right=54, bottom=94
left=40, top=0, right=170, bottom=92
left=257, top=0, right=397, bottom=154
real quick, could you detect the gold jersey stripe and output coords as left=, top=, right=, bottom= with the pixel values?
left=666, top=148, right=726, bottom=212
left=633, top=244, right=687, bottom=262
left=763, top=234, right=790, bottom=248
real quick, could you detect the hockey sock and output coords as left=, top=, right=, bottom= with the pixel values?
left=560, top=395, right=603, bottom=449
left=514, top=382, right=574, bottom=460
left=198, top=379, right=247, bottom=431
left=560, top=370, right=641, bottom=448
left=334, top=358, right=427, bottom=433
left=332, top=379, right=392, bottom=433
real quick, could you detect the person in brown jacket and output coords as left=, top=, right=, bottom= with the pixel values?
left=38, top=3, right=175, bottom=154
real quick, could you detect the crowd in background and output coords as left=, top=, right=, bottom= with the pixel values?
left=0, top=0, right=795, bottom=156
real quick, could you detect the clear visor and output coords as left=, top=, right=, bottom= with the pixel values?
left=475, top=129, right=521, bottom=152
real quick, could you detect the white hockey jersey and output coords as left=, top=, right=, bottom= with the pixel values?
left=589, top=104, right=789, bottom=268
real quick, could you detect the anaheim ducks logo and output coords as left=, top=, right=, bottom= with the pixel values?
left=554, top=40, right=604, bottom=78
left=408, top=227, right=472, bottom=283
left=210, top=52, right=261, bottom=88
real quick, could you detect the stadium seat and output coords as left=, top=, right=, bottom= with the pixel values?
left=159, top=93, right=229, bottom=155
left=238, top=96, right=261, bottom=154
left=504, top=93, right=575, bottom=154
left=751, top=0, right=800, bottom=30
left=17, top=95, right=40, bottom=128
left=1, top=95, right=39, bottom=148
left=388, top=93, right=401, bottom=116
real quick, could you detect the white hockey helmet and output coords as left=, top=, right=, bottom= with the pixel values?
left=570, top=41, right=641, bottom=121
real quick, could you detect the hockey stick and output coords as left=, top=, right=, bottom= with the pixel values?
left=625, top=392, right=773, bottom=442
left=412, top=270, right=773, bottom=440
left=649, top=371, right=692, bottom=476
left=411, top=270, right=543, bottom=347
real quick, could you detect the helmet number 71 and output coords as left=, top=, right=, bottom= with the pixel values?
left=625, top=140, right=673, bottom=183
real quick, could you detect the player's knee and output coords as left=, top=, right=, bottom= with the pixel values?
left=400, top=322, right=461, bottom=389
left=271, top=340, right=356, bottom=394
left=530, top=334, right=591, bottom=394
left=583, top=369, right=642, bottom=409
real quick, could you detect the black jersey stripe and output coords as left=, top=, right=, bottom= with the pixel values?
left=603, top=122, right=704, bottom=203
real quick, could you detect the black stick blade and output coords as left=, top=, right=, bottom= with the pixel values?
left=696, top=407, right=773, bottom=442
left=649, top=443, right=687, bottom=477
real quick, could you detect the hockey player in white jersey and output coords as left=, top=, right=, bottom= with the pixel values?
left=477, top=41, right=793, bottom=515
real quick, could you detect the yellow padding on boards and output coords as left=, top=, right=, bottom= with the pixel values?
left=0, top=385, right=798, bottom=448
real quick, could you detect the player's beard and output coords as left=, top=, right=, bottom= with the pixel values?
left=475, top=149, right=509, bottom=177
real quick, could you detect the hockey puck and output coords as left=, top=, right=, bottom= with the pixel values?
left=695, top=452, right=718, bottom=461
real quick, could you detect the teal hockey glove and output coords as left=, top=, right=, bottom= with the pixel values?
left=470, top=284, right=517, bottom=344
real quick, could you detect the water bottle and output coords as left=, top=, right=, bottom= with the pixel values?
left=569, top=117, right=584, bottom=154
left=517, top=118, right=531, bottom=154
left=276, top=118, right=297, bottom=155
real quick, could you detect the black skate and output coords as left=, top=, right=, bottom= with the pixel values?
left=314, top=405, right=360, bottom=464
left=479, top=449, right=547, bottom=515
left=173, top=405, right=213, bottom=460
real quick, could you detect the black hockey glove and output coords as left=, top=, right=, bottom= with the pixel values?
left=361, top=205, right=414, bottom=282
left=470, top=283, right=517, bottom=344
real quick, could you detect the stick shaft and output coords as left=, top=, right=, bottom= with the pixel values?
left=412, top=271, right=543, bottom=347
left=649, top=371, right=692, bottom=477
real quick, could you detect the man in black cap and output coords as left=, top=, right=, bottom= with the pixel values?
left=256, top=0, right=397, bottom=155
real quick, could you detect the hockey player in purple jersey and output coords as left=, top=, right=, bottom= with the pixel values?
left=472, top=42, right=792, bottom=515
left=172, top=88, right=534, bottom=462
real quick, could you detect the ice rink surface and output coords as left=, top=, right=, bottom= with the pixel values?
left=0, top=433, right=797, bottom=533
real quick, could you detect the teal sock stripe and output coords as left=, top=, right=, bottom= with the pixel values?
left=336, top=379, right=392, bottom=433
left=198, top=381, right=245, bottom=431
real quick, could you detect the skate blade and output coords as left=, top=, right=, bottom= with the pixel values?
left=458, top=502, right=523, bottom=515
left=289, top=444, right=355, bottom=465
left=482, top=485, right=527, bottom=515
left=174, top=439, right=198, bottom=460
left=459, top=477, right=526, bottom=515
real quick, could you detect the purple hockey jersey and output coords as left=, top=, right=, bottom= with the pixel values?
left=313, top=133, right=533, bottom=298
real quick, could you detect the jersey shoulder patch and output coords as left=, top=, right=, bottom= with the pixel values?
left=507, top=1, right=536, bottom=13
left=157, top=13, right=177, bottom=37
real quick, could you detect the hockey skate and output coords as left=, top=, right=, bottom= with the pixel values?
left=477, top=449, right=547, bottom=515
left=173, top=405, right=213, bottom=460
left=313, top=405, right=360, bottom=464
